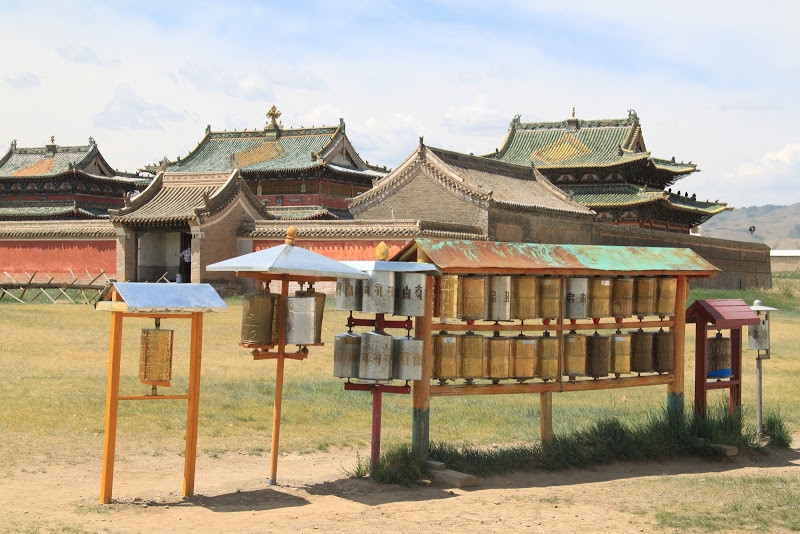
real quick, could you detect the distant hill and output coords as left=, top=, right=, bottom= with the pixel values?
left=700, top=203, right=800, bottom=250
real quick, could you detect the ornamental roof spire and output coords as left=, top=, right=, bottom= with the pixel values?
left=266, top=105, right=282, bottom=129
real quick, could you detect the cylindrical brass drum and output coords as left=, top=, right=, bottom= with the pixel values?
left=335, top=278, right=363, bottom=311
left=537, top=334, right=560, bottom=381
left=587, top=278, right=612, bottom=319
left=362, top=270, right=395, bottom=314
left=655, top=278, right=678, bottom=317
left=653, top=329, right=674, bottom=373
left=586, top=333, right=610, bottom=378
left=458, top=276, right=489, bottom=320
left=538, top=277, right=562, bottom=320
left=563, top=277, right=588, bottom=320
left=286, top=294, right=321, bottom=345
left=435, top=275, right=459, bottom=319
left=392, top=336, right=424, bottom=381
left=241, top=292, right=278, bottom=345
left=459, top=332, right=486, bottom=380
left=707, top=332, right=732, bottom=378
left=433, top=332, right=460, bottom=380
left=511, top=335, right=537, bottom=380
left=359, top=330, right=393, bottom=381
left=395, top=272, right=427, bottom=317
left=633, top=278, right=656, bottom=316
left=486, top=336, right=511, bottom=380
left=563, top=332, right=587, bottom=377
left=510, top=276, right=538, bottom=320
left=630, top=330, right=654, bottom=373
left=333, top=332, right=361, bottom=378
left=294, top=288, right=326, bottom=343
left=610, top=332, right=631, bottom=375
left=611, top=278, right=634, bottom=318
left=139, top=328, right=174, bottom=386
left=488, top=276, right=512, bottom=321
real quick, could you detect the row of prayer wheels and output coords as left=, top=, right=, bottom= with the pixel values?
left=333, top=331, right=424, bottom=382
left=434, top=275, right=678, bottom=321
left=240, top=288, right=326, bottom=346
left=336, top=271, right=427, bottom=317
left=431, top=329, right=676, bottom=382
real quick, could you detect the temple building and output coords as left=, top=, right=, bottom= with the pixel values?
left=483, top=110, right=729, bottom=233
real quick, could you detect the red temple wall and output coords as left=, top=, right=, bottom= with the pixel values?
left=0, top=239, right=116, bottom=281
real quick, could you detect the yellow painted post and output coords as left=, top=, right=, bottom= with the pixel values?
left=269, top=277, right=289, bottom=485
left=100, top=311, right=124, bottom=504
left=668, top=275, right=687, bottom=412
left=182, top=312, right=204, bottom=497
left=540, top=392, right=553, bottom=445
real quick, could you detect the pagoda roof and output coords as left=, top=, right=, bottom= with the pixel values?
left=264, top=205, right=341, bottom=221
left=568, top=183, right=728, bottom=216
left=0, top=200, right=113, bottom=221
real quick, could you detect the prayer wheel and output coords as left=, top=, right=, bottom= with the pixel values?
left=395, top=272, right=427, bottom=317
left=587, top=278, right=612, bottom=319
left=362, top=270, right=395, bottom=314
left=285, top=292, right=323, bottom=345
left=486, top=335, right=512, bottom=380
left=458, top=276, right=489, bottom=320
left=359, top=330, right=393, bottom=381
left=392, top=335, right=424, bottom=381
left=333, top=332, right=361, bottom=378
left=609, top=332, right=631, bottom=376
left=655, top=278, right=678, bottom=317
left=511, top=335, right=537, bottom=381
left=586, top=333, right=610, bottom=378
left=611, top=277, right=634, bottom=318
left=563, top=277, right=588, bottom=320
left=335, top=278, right=363, bottom=311
left=488, top=276, right=512, bottom=321
left=433, top=332, right=460, bottom=380
left=707, top=332, right=733, bottom=378
left=633, top=278, right=656, bottom=316
left=434, top=275, right=459, bottom=319
left=537, top=333, right=559, bottom=381
left=563, top=332, right=587, bottom=377
left=538, top=277, right=561, bottom=320
left=630, top=329, right=654, bottom=373
left=139, top=327, right=174, bottom=387
left=241, top=292, right=278, bottom=345
left=459, top=332, right=487, bottom=381
left=294, top=287, right=325, bottom=342
left=510, top=276, right=538, bottom=320
left=653, top=329, right=674, bottom=373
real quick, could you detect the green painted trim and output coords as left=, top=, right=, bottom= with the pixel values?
left=667, top=392, right=684, bottom=412
left=411, top=407, right=429, bottom=459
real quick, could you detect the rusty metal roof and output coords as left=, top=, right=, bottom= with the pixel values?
left=393, top=238, right=718, bottom=277
left=686, top=299, right=760, bottom=328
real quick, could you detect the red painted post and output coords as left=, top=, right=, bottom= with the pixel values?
left=694, top=320, right=708, bottom=418
left=371, top=387, right=382, bottom=474
left=730, top=327, right=742, bottom=415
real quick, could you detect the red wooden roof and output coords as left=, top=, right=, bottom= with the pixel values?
left=685, top=299, right=760, bottom=328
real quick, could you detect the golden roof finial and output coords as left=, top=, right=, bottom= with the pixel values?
left=266, top=105, right=282, bottom=129
left=285, top=226, right=297, bottom=245
left=375, top=241, right=389, bottom=261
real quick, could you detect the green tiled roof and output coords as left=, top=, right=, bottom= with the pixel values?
left=0, top=139, right=115, bottom=177
left=0, top=200, right=110, bottom=220
left=667, top=192, right=728, bottom=215
left=569, top=184, right=666, bottom=207
left=264, top=206, right=340, bottom=220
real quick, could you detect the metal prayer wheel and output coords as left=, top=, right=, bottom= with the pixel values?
left=488, top=276, right=512, bottom=321
left=459, top=332, right=487, bottom=380
left=630, top=329, right=654, bottom=373
left=395, top=272, right=427, bottom=317
left=633, top=278, right=656, bottom=316
left=610, top=332, right=631, bottom=376
left=286, top=289, right=325, bottom=345
left=139, top=327, right=174, bottom=386
left=333, top=332, right=361, bottom=378
left=241, top=292, right=278, bottom=345
left=563, top=277, right=588, bottom=320
left=434, top=275, right=459, bottom=319
left=653, top=329, right=674, bottom=373
left=486, top=335, right=511, bottom=380
left=511, top=335, right=537, bottom=380
left=587, top=278, right=612, bottom=319
left=510, top=276, right=538, bottom=320
left=392, top=336, right=424, bottom=381
left=707, top=332, right=732, bottom=378
left=362, top=270, right=395, bottom=314
left=458, top=275, right=489, bottom=320
left=433, top=332, right=460, bottom=380
left=359, top=330, right=393, bottom=381
left=538, top=277, right=561, bottom=320
left=586, top=333, right=610, bottom=378
left=335, top=278, right=363, bottom=311
left=537, top=333, right=559, bottom=381
left=655, top=278, right=678, bottom=316
left=563, top=332, right=587, bottom=377
left=611, top=278, right=634, bottom=318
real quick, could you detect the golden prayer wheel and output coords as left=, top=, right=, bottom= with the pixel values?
left=333, top=332, right=361, bottom=378
left=359, top=330, right=393, bottom=381
left=395, top=272, right=427, bottom=317
left=655, top=278, right=678, bottom=317
left=286, top=288, right=325, bottom=345
left=488, top=276, right=512, bottom=321
left=536, top=333, right=559, bottom=381
left=563, top=332, right=587, bottom=377
left=587, top=278, right=612, bottom=319
left=511, top=335, right=537, bottom=381
left=586, top=333, right=610, bottom=379
left=653, top=329, right=674, bottom=373
left=459, top=332, right=487, bottom=381
left=510, top=276, right=538, bottom=320
left=563, top=277, right=588, bottom=320
left=486, top=335, right=512, bottom=381
left=538, top=277, right=561, bottom=320
left=458, top=276, right=489, bottom=320
left=433, top=332, right=460, bottom=380
left=707, top=332, right=732, bottom=378
left=633, top=278, right=656, bottom=317
left=392, top=335, right=424, bottom=381
left=434, top=275, right=459, bottom=319
left=611, top=277, right=634, bottom=318
left=241, top=292, right=279, bottom=345
left=630, top=329, right=654, bottom=373
left=139, top=327, right=174, bottom=387
left=335, top=278, right=363, bottom=311
left=610, top=332, right=631, bottom=376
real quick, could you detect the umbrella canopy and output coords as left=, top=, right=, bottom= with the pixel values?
left=207, top=243, right=368, bottom=279
left=95, top=282, right=227, bottom=313
left=342, top=260, right=440, bottom=275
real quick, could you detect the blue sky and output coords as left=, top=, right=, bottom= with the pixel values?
left=2, top=0, right=798, bottom=208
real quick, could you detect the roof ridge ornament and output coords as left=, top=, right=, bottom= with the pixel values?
left=375, top=241, right=389, bottom=260
left=285, top=225, right=297, bottom=245
left=266, top=105, right=282, bottom=130
left=627, top=109, right=638, bottom=125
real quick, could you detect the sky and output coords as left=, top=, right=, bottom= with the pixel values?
left=1, top=0, right=798, bottom=208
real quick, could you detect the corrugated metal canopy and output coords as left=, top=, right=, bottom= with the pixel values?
left=342, top=260, right=441, bottom=276
left=393, top=238, right=718, bottom=277
left=206, top=243, right=368, bottom=279
left=95, top=282, right=227, bottom=312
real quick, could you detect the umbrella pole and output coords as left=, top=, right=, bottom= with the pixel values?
left=269, top=277, right=289, bottom=485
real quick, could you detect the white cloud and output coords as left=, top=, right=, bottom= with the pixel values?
left=93, top=85, right=185, bottom=131
left=56, top=46, right=120, bottom=68
left=5, top=73, right=41, bottom=89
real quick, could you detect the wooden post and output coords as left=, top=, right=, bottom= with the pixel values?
left=182, top=312, right=203, bottom=497
left=100, top=311, right=124, bottom=504
left=668, top=275, right=687, bottom=413
left=370, top=388, right=383, bottom=473
left=540, top=392, right=553, bottom=445
left=268, top=278, right=289, bottom=485
left=730, top=327, right=742, bottom=414
left=412, top=267, right=433, bottom=458
left=694, top=320, right=708, bottom=418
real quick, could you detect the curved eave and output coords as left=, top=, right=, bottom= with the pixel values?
left=667, top=196, right=729, bottom=215
left=533, top=152, right=650, bottom=170
left=493, top=198, right=596, bottom=216
left=574, top=192, right=666, bottom=208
